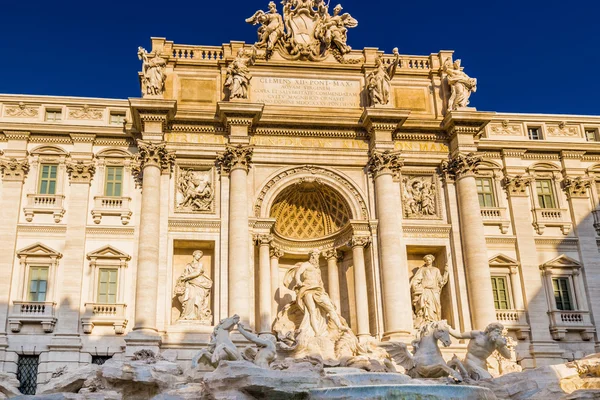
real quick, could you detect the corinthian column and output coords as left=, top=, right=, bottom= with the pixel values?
left=131, top=142, right=175, bottom=337
left=270, top=246, right=284, bottom=318
left=322, top=249, right=341, bottom=312
left=351, top=236, right=371, bottom=339
left=367, top=150, right=413, bottom=338
left=442, top=153, right=496, bottom=329
left=255, top=234, right=273, bottom=334
left=217, top=145, right=254, bottom=325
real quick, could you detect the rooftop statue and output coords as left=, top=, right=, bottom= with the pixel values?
left=366, top=49, right=399, bottom=106
left=225, top=48, right=256, bottom=100
left=444, top=59, right=477, bottom=110
left=137, top=47, right=167, bottom=97
left=247, top=0, right=359, bottom=62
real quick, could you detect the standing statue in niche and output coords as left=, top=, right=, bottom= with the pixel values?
left=137, top=47, right=167, bottom=97
left=366, top=49, right=399, bottom=106
left=410, top=254, right=449, bottom=329
left=175, top=250, right=213, bottom=323
left=225, top=48, right=256, bottom=100
left=444, top=59, right=477, bottom=110
left=246, top=2, right=285, bottom=59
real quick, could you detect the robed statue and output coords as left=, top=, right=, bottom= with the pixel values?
left=410, top=254, right=449, bottom=329
left=444, top=59, right=477, bottom=110
left=225, top=48, right=256, bottom=100
left=366, top=49, right=399, bottom=106
left=137, top=47, right=167, bottom=97
left=175, top=250, right=213, bottom=323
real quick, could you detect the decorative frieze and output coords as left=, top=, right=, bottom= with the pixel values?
left=176, top=169, right=214, bottom=213
left=0, top=157, right=30, bottom=182
left=546, top=122, right=579, bottom=137
left=367, top=150, right=403, bottom=177
left=489, top=120, right=522, bottom=136
left=216, top=145, right=254, bottom=173
left=440, top=153, right=481, bottom=180
left=562, top=176, right=592, bottom=199
left=68, top=105, right=103, bottom=120
left=402, top=175, right=438, bottom=219
left=136, top=142, right=176, bottom=173
left=502, top=175, right=532, bottom=197
left=4, top=102, right=39, bottom=118
left=66, top=160, right=96, bottom=183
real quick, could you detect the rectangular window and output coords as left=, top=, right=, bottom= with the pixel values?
left=476, top=177, right=496, bottom=207
left=552, top=277, right=573, bottom=311
left=109, top=113, right=126, bottom=125
left=104, top=166, right=123, bottom=197
left=38, top=164, right=58, bottom=195
left=17, top=355, right=39, bottom=395
left=97, top=268, right=118, bottom=304
left=536, top=179, right=556, bottom=209
left=28, top=267, right=48, bottom=302
left=491, top=276, right=511, bottom=310
left=585, top=129, right=598, bottom=142
left=45, top=109, right=62, bottom=122
left=528, top=127, right=541, bottom=140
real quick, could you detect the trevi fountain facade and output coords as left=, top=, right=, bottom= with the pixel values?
left=1, top=1, right=600, bottom=398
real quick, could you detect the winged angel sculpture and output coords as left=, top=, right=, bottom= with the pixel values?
left=247, top=0, right=359, bottom=62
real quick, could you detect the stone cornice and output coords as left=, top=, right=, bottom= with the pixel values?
left=0, top=156, right=30, bottom=182
left=3, top=131, right=31, bottom=141
left=216, top=102, right=264, bottom=132
left=360, top=108, right=410, bottom=136
left=128, top=98, right=177, bottom=135
left=216, top=144, right=254, bottom=173
left=442, top=110, right=495, bottom=139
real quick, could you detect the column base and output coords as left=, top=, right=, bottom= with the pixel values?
left=124, top=329, right=163, bottom=357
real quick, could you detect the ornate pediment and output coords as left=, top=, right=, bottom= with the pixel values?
left=489, top=254, right=519, bottom=267
left=541, top=254, right=581, bottom=269
left=246, top=0, right=360, bottom=63
left=87, top=245, right=131, bottom=262
left=17, top=243, right=62, bottom=259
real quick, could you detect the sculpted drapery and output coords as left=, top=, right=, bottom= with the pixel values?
left=176, top=250, right=213, bottom=322
left=410, top=254, right=449, bottom=328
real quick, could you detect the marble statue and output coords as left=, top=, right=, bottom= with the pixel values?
left=177, top=169, right=213, bottom=212
left=410, top=255, right=449, bottom=329
left=315, top=4, right=358, bottom=55
left=444, top=59, right=477, bottom=110
left=488, top=331, right=522, bottom=377
left=137, top=47, right=167, bottom=97
left=387, top=320, right=464, bottom=381
left=237, top=322, right=277, bottom=369
left=448, top=322, right=512, bottom=381
left=366, top=49, right=399, bottom=106
left=192, top=315, right=242, bottom=369
left=225, top=48, right=256, bottom=100
left=174, top=251, right=213, bottom=323
left=402, top=176, right=437, bottom=218
left=246, top=2, right=285, bottom=59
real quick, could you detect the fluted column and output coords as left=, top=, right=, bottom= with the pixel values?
left=132, top=142, right=175, bottom=335
left=351, top=237, right=371, bottom=339
left=255, top=234, right=273, bottom=334
left=367, top=150, right=413, bottom=338
left=323, top=249, right=341, bottom=312
left=270, top=246, right=284, bottom=318
left=442, top=153, right=496, bottom=329
left=218, top=145, right=254, bottom=325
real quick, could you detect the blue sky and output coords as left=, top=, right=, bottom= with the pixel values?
left=1, top=0, right=598, bottom=115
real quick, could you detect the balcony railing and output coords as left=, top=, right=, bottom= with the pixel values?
left=532, top=208, right=571, bottom=235
left=548, top=310, right=595, bottom=341
left=23, top=194, right=65, bottom=223
left=8, top=301, right=57, bottom=333
left=480, top=207, right=510, bottom=234
left=496, top=309, right=529, bottom=340
left=91, top=196, right=132, bottom=225
left=81, top=303, right=128, bottom=334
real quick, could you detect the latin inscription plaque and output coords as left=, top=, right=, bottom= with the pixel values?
left=251, top=77, right=361, bottom=108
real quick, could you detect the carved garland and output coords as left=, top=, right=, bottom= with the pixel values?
left=254, top=165, right=369, bottom=220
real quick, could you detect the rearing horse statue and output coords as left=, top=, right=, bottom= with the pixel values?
left=385, top=320, right=465, bottom=381
left=192, top=314, right=242, bottom=369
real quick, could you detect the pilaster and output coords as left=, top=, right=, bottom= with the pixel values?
left=360, top=108, right=410, bottom=151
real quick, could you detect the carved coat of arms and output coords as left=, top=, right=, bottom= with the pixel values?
left=247, top=0, right=358, bottom=62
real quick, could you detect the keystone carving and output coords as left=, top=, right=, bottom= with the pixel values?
left=66, top=160, right=96, bottom=183
left=562, top=176, right=592, bottom=198
left=441, top=153, right=481, bottom=180
left=0, top=157, right=30, bottom=182
left=367, top=150, right=403, bottom=177
left=216, top=145, right=254, bottom=173
left=502, top=175, right=533, bottom=196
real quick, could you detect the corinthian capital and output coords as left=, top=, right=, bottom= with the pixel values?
left=66, top=160, right=96, bottom=183
left=270, top=246, right=284, bottom=260
left=441, top=153, right=481, bottom=180
left=0, top=157, right=30, bottom=182
left=502, top=175, right=532, bottom=197
left=254, top=234, right=273, bottom=246
left=367, top=150, right=403, bottom=177
left=562, top=176, right=592, bottom=199
left=351, top=236, right=371, bottom=248
left=137, top=141, right=176, bottom=172
left=216, top=145, right=254, bottom=173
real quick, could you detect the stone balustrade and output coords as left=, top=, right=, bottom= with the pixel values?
left=548, top=310, right=595, bottom=341
left=81, top=303, right=128, bottom=335
left=480, top=207, right=510, bottom=234
left=496, top=309, right=530, bottom=340
left=24, top=194, right=65, bottom=223
left=171, top=45, right=223, bottom=62
left=91, top=196, right=132, bottom=225
left=532, top=208, right=571, bottom=235
left=8, top=301, right=57, bottom=333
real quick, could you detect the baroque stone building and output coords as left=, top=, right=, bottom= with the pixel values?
left=1, top=1, right=600, bottom=388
